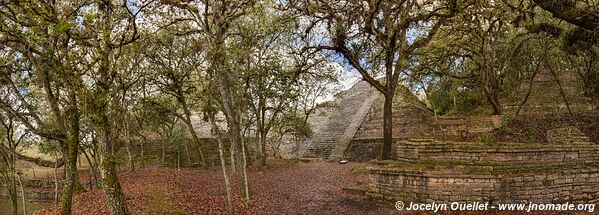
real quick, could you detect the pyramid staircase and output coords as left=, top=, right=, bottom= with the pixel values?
left=302, top=81, right=379, bottom=161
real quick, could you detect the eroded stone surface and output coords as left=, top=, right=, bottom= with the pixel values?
left=366, top=140, right=599, bottom=203
left=546, top=126, right=591, bottom=143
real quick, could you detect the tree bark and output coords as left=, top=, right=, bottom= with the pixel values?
left=533, top=0, right=599, bottom=32
left=99, top=153, right=130, bottom=215
left=259, top=130, right=266, bottom=167
left=240, top=134, right=250, bottom=203
left=95, top=2, right=131, bottom=213
left=54, top=156, right=59, bottom=207
left=210, top=15, right=250, bottom=202
left=60, top=91, right=82, bottom=215
left=60, top=139, right=80, bottom=215
left=8, top=162, right=18, bottom=215
left=17, top=174, right=26, bottom=215
left=380, top=93, right=394, bottom=160
left=160, top=139, right=166, bottom=166
left=81, top=147, right=99, bottom=188
left=486, top=91, right=502, bottom=115
left=257, top=94, right=268, bottom=167
left=229, top=141, right=235, bottom=174
left=211, top=117, right=234, bottom=215
left=124, top=141, right=134, bottom=171
left=95, top=90, right=130, bottom=215
left=124, top=140, right=134, bottom=171
left=97, top=114, right=130, bottom=214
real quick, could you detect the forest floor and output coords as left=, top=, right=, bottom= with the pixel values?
left=33, top=159, right=397, bottom=214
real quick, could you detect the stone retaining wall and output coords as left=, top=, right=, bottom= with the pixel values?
left=366, top=139, right=599, bottom=204
left=114, top=137, right=236, bottom=168
left=394, top=141, right=599, bottom=164
left=367, top=166, right=599, bottom=204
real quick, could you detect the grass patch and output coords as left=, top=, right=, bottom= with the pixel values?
left=348, top=163, right=370, bottom=175
left=0, top=199, right=49, bottom=215
left=143, top=189, right=184, bottom=214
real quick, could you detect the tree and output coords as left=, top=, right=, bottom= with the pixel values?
left=290, top=0, right=469, bottom=159
left=533, top=0, right=599, bottom=108
left=236, top=2, right=296, bottom=167
left=416, top=1, right=522, bottom=115
left=568, top=47, right=599, bottom=105
left=0, top=2, right=88, bottom=213
left=143, top=33, right=208, bottom=167
left=113, top=44, right=147, bottom=171
left=502, top=0, right=599, bottom=108
left=158, top=0, right=257, bottom=203
left=203, top=0, right=255, bottom=202
left=0, top=112, right=28, bottom=215
left=75, top=0, right=150, bottom=213
left=234, top=2, right=337, bottom=166
left=145, top=95, right=186, bottom=166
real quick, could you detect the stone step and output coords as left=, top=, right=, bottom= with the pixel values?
left=0, top=187, right=58, bottom=201
left=302, top=81, right=379, bottom=160
left=393, top=140, right=599, bottom=164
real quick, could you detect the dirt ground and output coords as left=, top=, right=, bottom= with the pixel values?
left=33, top=160, right=396, bottom=214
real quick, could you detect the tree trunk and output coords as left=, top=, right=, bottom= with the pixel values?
left=485, top=90, right=502, bottom=115
left=380, top=94, right=394, bottom=160
left=516, top=66, right=540, bottom=116
left=54, top=156, right=59, bottom=207
left=181, top=101, right=207, bottom=168
left=229, top=142, right=235, bottom=174
left=215, top=59, right=250, bottom=203
left=482, top=67, right=502, bottom=115
left=81, top=148, right=99, bottom=188
left=60, top=92, right=82, bottom=215
left=188, top=125, right=207, bottom=167
left=17, top=174, right=26, bottom=215
left=72, top=170, right=86, bottom=193
left=124, top=120, right=135, bottom=171
left=9, top=167, right=18, bottom=215
left=160, top=140, right=166, bottom=166
left=95, top=1, right=131, bottom=213
left=140, top=139, right=145, bottom=168
left=240, top=136, right=250, bottom=203
left=453, top=95, right=457, bottom=109
left=98, top=153, right=130, bottom=215
left=98, top=117, right=130, bottom=214
left=209, top=2, right=250, bottom=202
left=124, top=141, right=134, bottom=171
left=257, top=97, right=267, bottom=168
left=211, top=118, right=234, bottom=215
left=547, top=63, right=573, bottom=115
left=183, top=142, right=192, bottom=166
left=259, top=130, right=266, bottom=167
left=59, top=138, right=79, bottom=215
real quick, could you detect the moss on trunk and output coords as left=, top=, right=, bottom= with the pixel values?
left=100, top=155, right=130, bottom=215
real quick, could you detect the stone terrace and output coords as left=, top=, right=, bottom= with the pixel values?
left=366, top=135, right=599, bottom=204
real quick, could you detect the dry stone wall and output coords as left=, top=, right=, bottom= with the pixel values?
left=354, top=98, right=503, bottom=140
left=114, top=137, right=235, bottom=168
left=367, top=166, right=599, bottom=204
left=393, top=140, right=599, bottom=164
left=366, top=137, right=599, bottom=204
